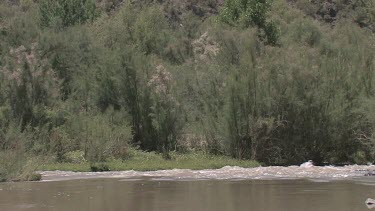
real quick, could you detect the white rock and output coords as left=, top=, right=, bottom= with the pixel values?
left=300, top=160, right=314, bottom=168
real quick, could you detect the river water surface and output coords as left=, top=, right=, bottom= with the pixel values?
left=2, top=165, right=375, bottom=211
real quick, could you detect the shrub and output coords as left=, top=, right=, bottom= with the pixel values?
left=62, top=150, right=86, bottom=163
left=219, top=0, right=280, bottom=45
left=0, top=150, right=41, bottom=182
left=149, top=65, right=183, bottom=158
left=39, top=0, right=98, bottom=28
left=0, top=43, right=60, bottom=128
left=63, top=109, right=131, bottom=162
left=90, top=163, right=110, bottom=172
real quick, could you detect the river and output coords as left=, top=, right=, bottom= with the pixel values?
left=2, top=165, right=375, bottom=211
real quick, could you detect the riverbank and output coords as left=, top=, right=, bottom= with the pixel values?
left=38, top=150, right=260, bottom=172
left=0, top=150, right=259, bottom=182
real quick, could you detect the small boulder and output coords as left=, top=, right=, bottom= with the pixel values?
left=300, top=160, right=314, bottom=168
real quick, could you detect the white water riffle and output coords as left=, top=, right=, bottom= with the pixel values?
left=39, top=165, right=375, bottom=182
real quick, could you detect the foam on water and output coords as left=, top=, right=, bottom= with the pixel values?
left=38, top=165, right=375, bottom=182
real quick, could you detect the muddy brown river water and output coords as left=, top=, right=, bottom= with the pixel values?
left=2, top=166, right=375, bottom=211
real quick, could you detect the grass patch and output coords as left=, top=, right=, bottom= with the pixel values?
left=38, top=150, right=260, bottom=172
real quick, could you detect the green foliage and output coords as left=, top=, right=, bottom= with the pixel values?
left=90, top=162, right=110, bottom=172
left=0, top=2, right=40, bottom=47
left=39, top=0, right=98, bottom=28
left=38, top=26, right=99, bottom=100
left=1, top=43, right=60, bottom=128
left=352, top=0, right=375, bottom=31
left=115, top=49, right=157, bottom=151
left=0, top=150, right=41, bottom=182
left=264, top=21, right=280, bottom=45
left=133, top=6, right=170, bottom=55
left=185, top=10, right=375, bottom=165
left=149, top=65, right=183, bottom=158
left=40, top=149, right=260, bottom=172
left=61, top=108, right=132, bottom=162
left=62, top=150, right=86, bottom=163
left=0, top=0, right=375, bottom=178
left=219, top=0, right=280, bottom=45
left=220, top=0, right=268, bottom=27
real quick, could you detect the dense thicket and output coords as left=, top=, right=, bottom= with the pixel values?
left=0, top=0, right=374, bottom=168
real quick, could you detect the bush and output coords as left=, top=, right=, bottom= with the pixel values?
left=90, top=163, right=110, bottom=172
left=62, top=150, right=87, bottom=163
left=1, top=43, right=60, bottom=129
left=149, top=65, right=183, bottom=158
left=219, top=0, right=280, bottom=45
left=62, top=109, right=131, bottom=162
left=0, top=150, right=41, bottom=182
left=39, top=0, right=98, bottom=28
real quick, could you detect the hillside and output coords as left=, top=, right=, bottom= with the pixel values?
left=0, top=0, right=374, bottom=180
